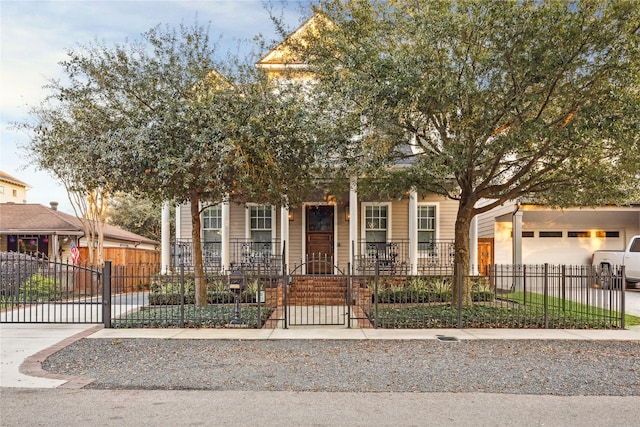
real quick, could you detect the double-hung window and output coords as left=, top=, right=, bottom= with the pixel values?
left=364, top=204, right=391, bottom=254
left=417, top=204, right=437, bottom=256
left=202, top=205, right=222, bottom=243
left=249, top=205, right=273, bottom=256
left=365, top=205, right=388, bottom=243
left=202, top=205, right=222, bottom=263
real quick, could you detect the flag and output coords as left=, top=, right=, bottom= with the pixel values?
left=70, top=241, right=80, bottom=266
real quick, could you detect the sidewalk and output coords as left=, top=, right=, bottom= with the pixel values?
left=90, top=325, right=640, bottom=341
left=2, top=322, right=640, bottom=389
left=1, top=324, right=99, bottom=388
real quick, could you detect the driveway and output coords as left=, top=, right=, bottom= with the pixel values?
left=625, top=289, right=640, bottom=317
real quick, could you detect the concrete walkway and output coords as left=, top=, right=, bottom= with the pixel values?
left=1, top=324, right=100, bottom=388
left=2, top=322, right=640, bottom=389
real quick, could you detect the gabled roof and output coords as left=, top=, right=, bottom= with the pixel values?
left=257, top=13, right=332, bottom=70
left=0, top=170, right=30, bottom=189
left=0, top=203, right=157, bottom=245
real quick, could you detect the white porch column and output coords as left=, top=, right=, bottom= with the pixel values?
left=469, top=215, right=478, bottom=275
left=161, top=201, right=170, bottom=274
left=408, top=188, right=418, bottom=275
left=175, top=204, right=182, bottom=241
left=512, top=203, right=523, bottom=290
left=221, top=200, right=230, bottom=272
left=512, top=206, right=523, bottom=266
left=280, top=204, right=290, bottom=271
left=349, top=176, right=359, bottom=267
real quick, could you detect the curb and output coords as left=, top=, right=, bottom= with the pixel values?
left=19, top=325, right=103, bottom=389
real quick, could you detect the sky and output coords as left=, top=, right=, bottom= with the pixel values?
left=1, top=0, right=310, bottom=214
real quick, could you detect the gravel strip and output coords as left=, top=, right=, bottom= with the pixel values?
left=42, top=339, right=640, bottom=395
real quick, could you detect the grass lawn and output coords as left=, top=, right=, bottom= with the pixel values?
left=369, top=290, right=636, bottom=329
left=501, top=290, right=640, bottom=327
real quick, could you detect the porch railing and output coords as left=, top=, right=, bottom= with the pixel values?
left=172, top=239, right=222, bottom=270
left=171, top=239, right=282, bottom=274
left=355, top=239, right=455, bottom=275
left=229, top=238, right=282, bottom=274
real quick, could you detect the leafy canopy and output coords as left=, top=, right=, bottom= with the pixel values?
left=299, top=0, right=640, bottom=211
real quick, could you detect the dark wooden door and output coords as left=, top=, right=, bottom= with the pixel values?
left=306, top=205, right=334, bottom=274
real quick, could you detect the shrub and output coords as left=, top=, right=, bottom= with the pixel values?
left=20, top=274, right=63, bottom=302
left=372, top=275, right=493, bottom=303
left=469, top=276, right=495, bottom=302
left=149, top=272, right=238, bottom=305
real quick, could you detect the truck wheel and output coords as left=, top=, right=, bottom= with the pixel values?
left=626, top=280, right=640, bottom=290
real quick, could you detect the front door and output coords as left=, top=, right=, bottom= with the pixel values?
left=478, top=238, right=494, bottom=276
left=306, top=205, right=334, bottom=274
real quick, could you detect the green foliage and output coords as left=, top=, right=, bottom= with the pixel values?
left=292, top=0, right=640, bottom=301
left=303, top=0, right=640, bottom=205
left=148, top=273, right=265, bottom=305
left=107, top=192, right=172, bottom=241
left=23, top=19, right=323, bottom=306
left=20, top=274, right=63, bottom=302
left=112, top=305, right=274, bottom=328
left=149, top=273, right=225, bottom=305
left=373, top=276, right=494, bottom=303
left=371, top=303, right=632, bottom=329
left=368, top=283, right=636, bottom=329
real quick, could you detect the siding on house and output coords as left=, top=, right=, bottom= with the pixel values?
left=229, top=203, right=245, bottom=238
left=0, top=171, right=29, bottom=204
left=178, top=205, right=193, bottom=238
left=477, top=200, right=515, bottom=239
left=426, top=194, right=457, bottom=240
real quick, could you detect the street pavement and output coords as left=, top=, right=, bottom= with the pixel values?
left=2, top=388, right=639, bottom=427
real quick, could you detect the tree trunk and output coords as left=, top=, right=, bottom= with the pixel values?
left=190, top=191, right=207, bottom=307
left=452, top=200, right=474, bottom=308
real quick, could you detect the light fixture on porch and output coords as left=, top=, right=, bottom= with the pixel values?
left=345, top=205, right=350, bottom=221
left=288, top=211, right=294, bottom=222
left=323, top=194, right=336, bottom=204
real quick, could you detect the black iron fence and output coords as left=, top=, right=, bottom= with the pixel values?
left=0, top=252, right=104, bottom=323
left=103, top=261, right=626, bottom=329
left=1, top=250, right=627, bottom=329
left=354, top=264, right=626, bottom=329
left=108, top=263, right=280, bottom=328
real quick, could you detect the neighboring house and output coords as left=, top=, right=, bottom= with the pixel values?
left=477, top=200, right=640, bottom=266
left=0, top=171, right=29, bottom=204
left=0, top=202, right=158, bottom=263
left=171, top=16, right=462, bottom=275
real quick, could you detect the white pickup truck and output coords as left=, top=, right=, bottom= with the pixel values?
left=592, top=235, right=640, bottom=288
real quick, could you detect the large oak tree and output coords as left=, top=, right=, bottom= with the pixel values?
left=26, top=21, right=320, bottom=305
left=290, top=0, right=640, bottom=306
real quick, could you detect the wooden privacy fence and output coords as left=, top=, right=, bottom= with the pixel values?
left=78, top=247, right=161, bottom=293
left=78, top=247, right=160, bottom=266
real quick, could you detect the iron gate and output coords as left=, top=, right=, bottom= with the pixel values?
left=286, top=257, right=349, bottom=326
left=0, top=253, right=105, bottom=324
